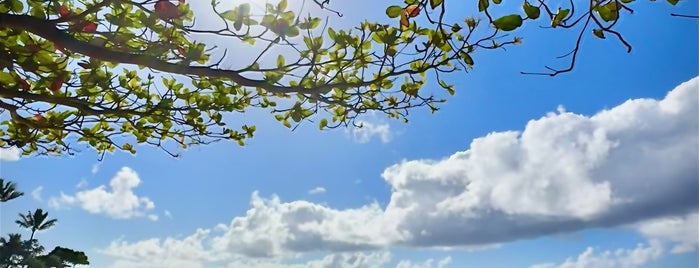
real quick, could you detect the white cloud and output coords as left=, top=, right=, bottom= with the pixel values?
left=347, top=120, right=393, bottom=144
left=91, top=162, right=101, bottom=175
left=76, top=179, right=88, bottom=189
left=308, top=187, right=327, bottom=195
left=396, top=256, right=452, bottom=268
left=31, top=186, right=43, bottom=202
left=164, top=210, right=173, bottom=219
left=148, top=214, right=159, bottom=222
left=102, top=228, right=222, bottom=268
left=49, top=167, right=156, bottom=220
left=530, top=241, right=664, bottom=268
left=103, top=77, right=698, bottom=260
left=225, top=251, right=391, bottom=268
left=0, top=146, right=21, bottom=161
left=210, top=192, right=397, bottom=258
left=102, top=227, right=391, bottom=268
left=636, top=212, right=699, bottom=254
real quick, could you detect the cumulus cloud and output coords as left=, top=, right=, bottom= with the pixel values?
left=636, top=212, right=698, bottom=253
left=49, top=167, right=156, bottom=220
left=102, top=228, right=222, bottom=268
left=347, top=120, right=393, bottom=144
left=102, top=77, right=698, bottom=259
left=103, top=228, right=391, bottom=268
left=210, top=192, right=397, bottom=258
left=308, top=187, right=327, bottom=195
left=0, top=146, right=21, bottom=161
left=530, top=241, right=664, bottom=268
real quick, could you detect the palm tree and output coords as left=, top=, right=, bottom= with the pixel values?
left=15, top=209, right=57, bottom=241
left=0, top=178, right=24, bottom=202
left=0, top=233, right=27, bottom=266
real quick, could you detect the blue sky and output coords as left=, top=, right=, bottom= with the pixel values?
left=1, top=0, right=698, bottom=267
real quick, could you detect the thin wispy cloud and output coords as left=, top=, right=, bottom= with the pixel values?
left=31, top=186, right=43, bottom=202
left=531, top=241, right=664, bottom=268
left=308, top=187, right=326, bottom=195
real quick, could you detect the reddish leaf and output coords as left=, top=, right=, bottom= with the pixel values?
left=177, top=47, right=186, bottom=56
left=50, top=78, right=63, bottom=92
left=400, top=12, right=409, bottom=27
left=155, top=0, right=182, bottom=20
left=18, top=80, right=30, bottom=90
left=54, top=44, right=65, bottom=53
left=82, top=22, right=97, bottom=33
left=59, top=5, right=70, bottom=17
left=178, top=0, right=185, bottom=4
left=33, top=114, right=45, bottom=121
left=77, top=61, right=90, bottom=69
left=405, top=5, right=420, bottom=18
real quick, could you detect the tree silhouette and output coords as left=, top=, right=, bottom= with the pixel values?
left=0, top=180, right=89, bottom=268
left=15, top=209, right=58, bottom=241
left=0, top=179, right=24, bottom=202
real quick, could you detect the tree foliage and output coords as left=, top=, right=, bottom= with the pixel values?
left=0, top=0, right=685, bottom=157
left=0, top=179, right=90, bottom=268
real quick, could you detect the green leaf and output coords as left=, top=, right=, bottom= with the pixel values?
left=319, top=118, right=328, bottom=130
left=522, top=1, right=540, bottom=19
left=667, top=0, right=679, bottom=5
left=276, top=55, right=285, bottom=68
left=551, top=8, right=570, bottom=27
left=277, top=0, right=288, bottom=10
left=493, top=0, right=502, bottom=4
left=478, top=0, right=489, bottom=11
left=492, top=14, right=523, bottom=31
left=220, top=10, right=238, bottom=21
left=460, top=52, right=474, bottom=66
left=430, top=0, right=443, bottom=8
left=386, top=5, right=403, bottom=18
left=592, top=29, right=605, bottom=39
left=595, top=4, right=618, bottom=22
left=8, top=0, right=22, bottom=12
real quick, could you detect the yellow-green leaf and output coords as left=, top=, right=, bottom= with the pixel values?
left=386, top=5, right=403, bottom=18
left=493, top=14, right=523, bottom=31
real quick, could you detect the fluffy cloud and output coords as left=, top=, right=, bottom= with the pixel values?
left=103, top=229, right=392, bottom=268
left=103, top=77, right=698, bottom=260
left=308, top=187, right=327, bottom=195
left=636, top=212, right=698, bottom=254
left=375, top=76, right=698, bottom=247
left=102, top=228, right=222, bottom=268
left=49, top=167, right=157, bottom=220
left=531, top=241, right=664, bottom=268
left=210, top=192, right=398, bottom=258
left=347, top=120, right=393, bottom=144
left=0, top=146, right=20, bottom=161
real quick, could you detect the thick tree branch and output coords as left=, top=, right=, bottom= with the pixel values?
left=0, top=14, right=357, bottom=95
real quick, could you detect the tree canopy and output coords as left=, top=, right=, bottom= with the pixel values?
left=0, top=0, right=685, bottom=157
left=0, top=178, right=90, bottom=268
